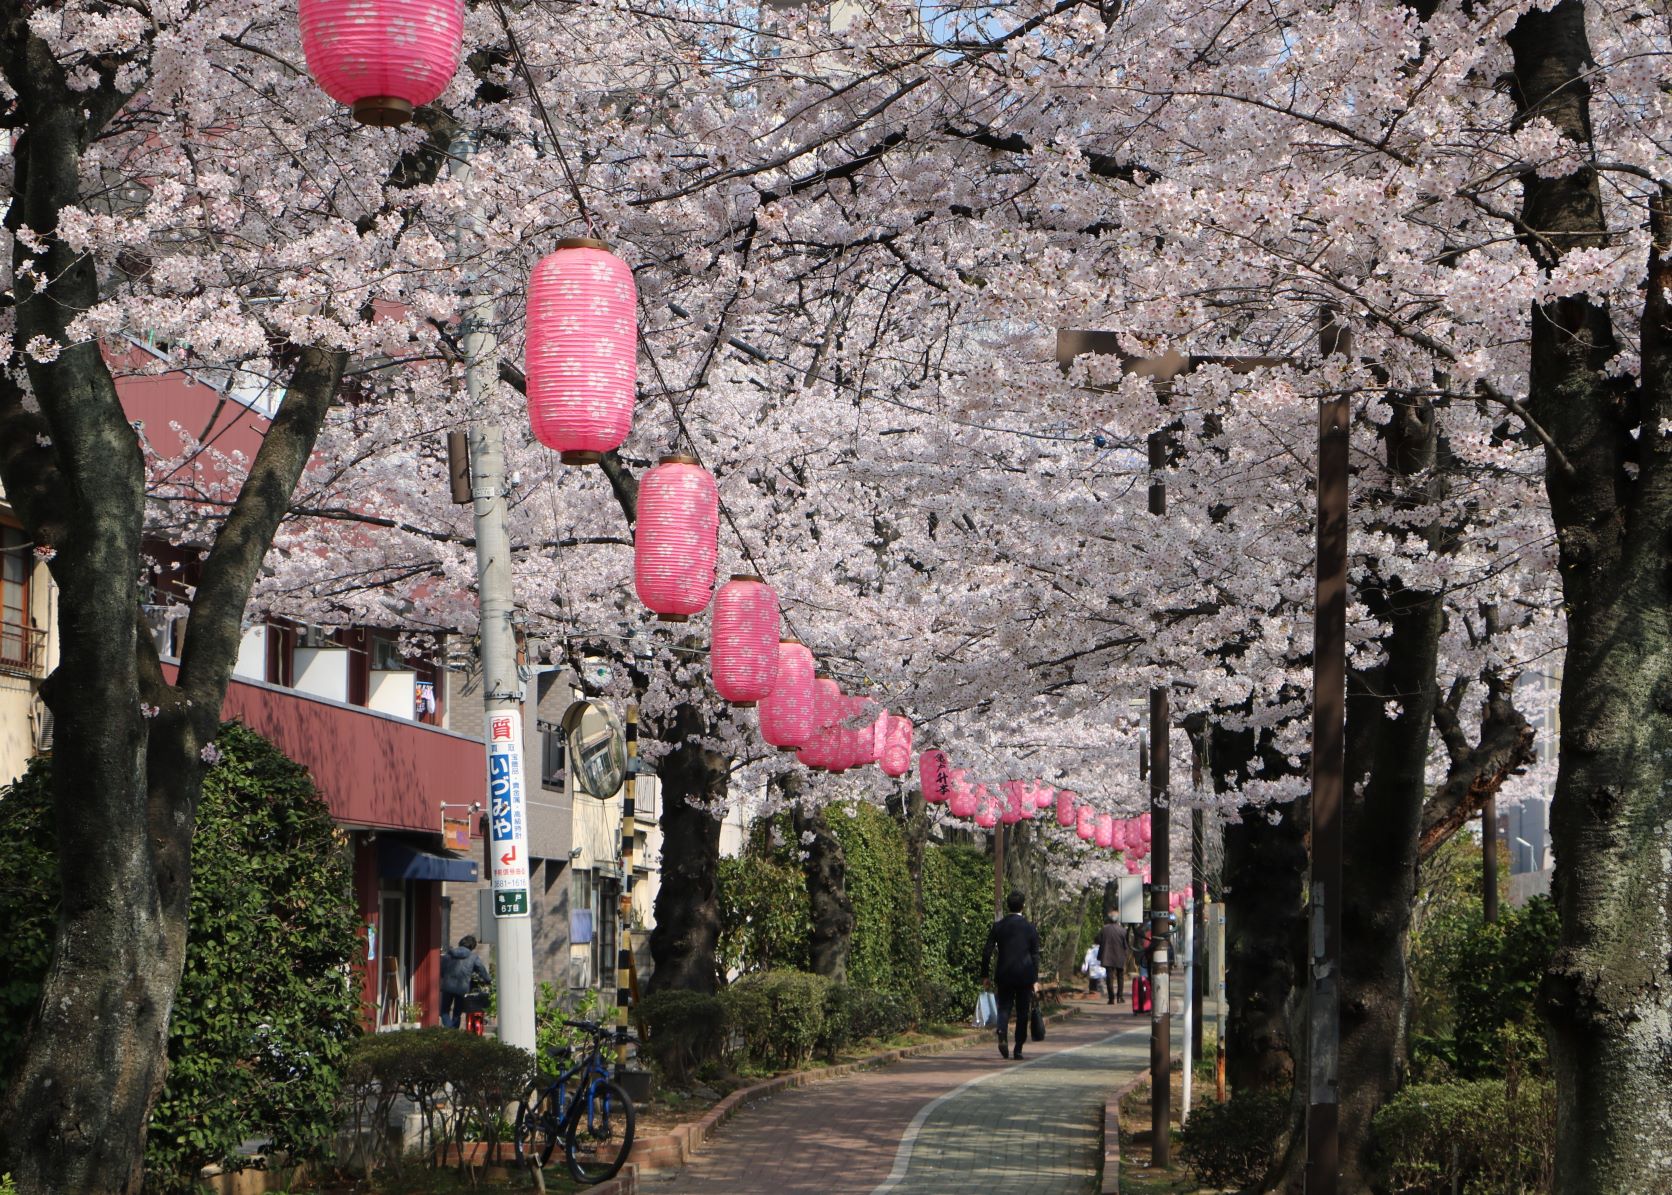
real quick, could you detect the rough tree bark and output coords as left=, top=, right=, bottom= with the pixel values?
left=791, top=797, right=855, bottom=982
left=0, top=42, right=350, bottom=1195
left=1506, top=3, right=1672, bottom=1186
left=645, top=701, right=729, bottom=994
left=1211, top=721, right=1308, bottom=1096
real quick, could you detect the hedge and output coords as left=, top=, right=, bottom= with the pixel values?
left=1371, top=1078, right=1555, bottom=1194
left=0, top=724, right=362, bottom=1192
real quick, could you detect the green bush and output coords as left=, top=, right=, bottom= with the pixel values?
left=720, top=970, right=832, bottom=1070
left=1372, top=1078, right=1555, bottom=1194
left=717, top=851, right=810, bottom=976
left=1177, top=1088, right=1289, bottom=1190
left=338, top=1027, right=535, bottom=1176
left=0, top=725, right=362, bottom=1193
left=1450, top=897, right=1558, bottom=1078
left=636, top=988, right=728, bottom=1087
left=534, top=982, right=605, bottom=1078
left=821, top=983, right=915, bottom=1059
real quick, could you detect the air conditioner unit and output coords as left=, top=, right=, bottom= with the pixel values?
left=31, top=698, right=54, bottom=755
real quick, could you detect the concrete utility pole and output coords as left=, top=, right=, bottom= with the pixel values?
left=453, top=133, right=536, bottom=1054
left=993, top=822, right=1006, bottom=920
left=1148, top=428, right=1172, bottom=1168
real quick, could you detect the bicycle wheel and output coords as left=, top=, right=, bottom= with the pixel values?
left=514, top=1084, right=564, bottom=1168
left=564, top=1077, right=636, bottom=1184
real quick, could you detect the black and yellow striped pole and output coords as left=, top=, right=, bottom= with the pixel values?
left=617, top=705, right=638, bottom=1067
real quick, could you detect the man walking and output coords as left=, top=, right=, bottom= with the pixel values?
left=440, top=934, right=490, bottom=1029
left=981, top=890, right=1041, bottom=1060
left=1095, top=910, right=1129, bottom=1004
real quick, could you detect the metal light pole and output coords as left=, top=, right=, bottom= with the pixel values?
left=1148, top=428, right=1172, bottom=1168
left=1305, top=315, right=1351, bottom=1194
left=452, top=133, right=536, bottom=1053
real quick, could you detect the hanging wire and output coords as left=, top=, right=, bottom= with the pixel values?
left=484, top=0, right=595, bottom=236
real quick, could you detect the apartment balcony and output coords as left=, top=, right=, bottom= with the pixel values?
left=0, top=621, right=46, bottom=678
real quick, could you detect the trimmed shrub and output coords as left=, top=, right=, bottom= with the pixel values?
left=1177, top=1088, right=1289, bottom=1190
left=821, top=983, right=915, bottom=1059
left=338, top=1027, right=535, bottom=1176
left=721, top=970, right=832, bottom=1070
left=0, top=725, right=362, bottom=1192
left=636, top=988, right=728, bottom=1087
left=1371, top=1078, right=1555, bottom=1194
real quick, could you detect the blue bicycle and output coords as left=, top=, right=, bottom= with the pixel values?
left=513, top=1019, right=638, bottom=1184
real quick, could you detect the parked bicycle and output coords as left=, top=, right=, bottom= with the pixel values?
left=513, top=1019, right=638, bottom=1184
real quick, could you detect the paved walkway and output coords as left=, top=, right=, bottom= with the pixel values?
left=648, top=996, right=1190, bottom=1194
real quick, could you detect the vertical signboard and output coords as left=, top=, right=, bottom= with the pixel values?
left=487, top=710, right=530, bottom=918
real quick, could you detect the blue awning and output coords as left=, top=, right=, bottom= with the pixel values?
left=378, top=839, right=478, bottom=883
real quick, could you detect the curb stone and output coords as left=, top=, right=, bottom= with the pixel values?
left=589, top=1007, right=1082, bottom=1195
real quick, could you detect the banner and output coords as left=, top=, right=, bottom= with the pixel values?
left=486, top=710, right=531, bottom=918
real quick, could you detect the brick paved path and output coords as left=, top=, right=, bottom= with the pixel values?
left=647, top=998, right=1180, bottom=1194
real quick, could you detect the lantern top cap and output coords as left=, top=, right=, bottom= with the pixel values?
left=554, top=236, right=613, bottom=252
left=729, top=573, right=766, bottom=583
left=657, top=453, right=701, bottom=466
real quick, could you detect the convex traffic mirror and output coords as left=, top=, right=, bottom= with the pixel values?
left=562, top=700, right=627, bottom=800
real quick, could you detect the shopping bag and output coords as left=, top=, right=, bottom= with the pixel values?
left=974, top=991, right=998, bottom=1027
left=1029, top=1003, right=1046, bottom=1042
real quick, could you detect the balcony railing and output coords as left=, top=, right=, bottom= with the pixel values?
left=0, top=621, right=45, bottom=676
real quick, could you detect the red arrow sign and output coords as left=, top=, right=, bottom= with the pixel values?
left=499, top=844, right=518, bottom=866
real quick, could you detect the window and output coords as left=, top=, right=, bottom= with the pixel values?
left=541, top=729, right=565, bottom=789
left=0, top=525, right=41, bottom=674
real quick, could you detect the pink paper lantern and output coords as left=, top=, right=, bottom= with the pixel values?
left=1095, top=813, right=1115, bottom=848
left=879, top=714, right=914, bottom=778
left=300, top=0, right=464, bottom=126
left=1002, top=781, right=1028, bottom=824
left=711, top=575, right=780, bottom=706
left=974, top=790, right=999, bottom=829
left=1056, top=790, right=1076, bottom=827
left=759, top=639, right=815, bottom=750
left=1076, top=807, right=1096, bottom=840
left=1138, top=813, right=1153, bottom=844
left=920, top=749, right=951, bottom=803
left=1126, top=856, right=1143, bottom=874
left=634, top=456, right=718, bottom=621
left=837, top=695, right=875, bottom=772
left=797, top=675, right=844, bottom=771
left=948, top=774, right=979, bottom=819
left=1034, top=784, right=1057, bottom=810
left=526, top=240, right=638, bottom=463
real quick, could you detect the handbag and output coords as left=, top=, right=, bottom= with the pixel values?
left=1029, top=1002, right=1046, bottom=1042
left=975, top=991, right=998, bottom=1027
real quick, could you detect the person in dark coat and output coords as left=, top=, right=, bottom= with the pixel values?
left=1094, top=911, right=1129, bottom=1004
left=980, top=890, right=1041, bottom=1060
left=440, top=935, right=490, bottom=1028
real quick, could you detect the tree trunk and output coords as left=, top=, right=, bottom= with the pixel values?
left=792, top=802, right=854, bottom=982
left=1504, top=4, right=1672, bottom=1188
left=646, top=702, right=728, bottom=995
left=1212, top=722, right=1307, bottom=1096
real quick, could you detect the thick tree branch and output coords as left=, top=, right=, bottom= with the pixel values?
left=1418, top=675, right=1535, bottom=863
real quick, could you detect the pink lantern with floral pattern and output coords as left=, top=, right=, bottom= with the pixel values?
left=1056, top=790, right=1076, bottom=827
left=878, top=714, right=914, bottom=778
left=634, top=456, right=718, bottom=621
left=711, top=575, right=779, bottom=706
left=526, top=240, right=638, bottom=461
left=759, top=639, right=815, bottom=750
left=301, top=0, right=465, bottom=126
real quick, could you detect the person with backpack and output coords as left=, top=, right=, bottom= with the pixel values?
left=980, top=890, right=1041, bottom=1060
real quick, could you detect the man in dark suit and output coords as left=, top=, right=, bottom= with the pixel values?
left=1095, top=910, right=1130, bottom=1004
left=981, top=890, right=1041, bottom=1060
